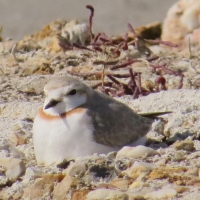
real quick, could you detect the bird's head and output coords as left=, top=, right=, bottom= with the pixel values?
left=43, top=76, right=92, bottom=116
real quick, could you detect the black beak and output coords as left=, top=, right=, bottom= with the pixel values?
left=44, top=100, right=60, bottom=110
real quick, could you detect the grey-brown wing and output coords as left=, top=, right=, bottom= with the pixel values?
left=87, top=95, right=153, bottom=147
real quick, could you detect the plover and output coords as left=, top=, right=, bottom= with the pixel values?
left=33, top=76, right=153, bottom=166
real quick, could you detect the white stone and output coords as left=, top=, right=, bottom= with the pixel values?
left=145, top=187, right=177, bottom=199
left=86, top=188, right=129, bottom=200
left=61, top=19, right=90, bottom=46
left=117, top=145, right=158, bottom=159
left=0, top=157, right=26, bottom=180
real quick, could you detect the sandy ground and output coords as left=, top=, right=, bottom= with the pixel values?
left=3, top=1, right=200, bottom=199
left=0, top=0, right=177, bottom=39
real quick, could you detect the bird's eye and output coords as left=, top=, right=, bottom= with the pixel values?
left=68, top=89, right=77, bottom=95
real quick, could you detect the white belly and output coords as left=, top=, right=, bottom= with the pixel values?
left=33, top=109, right=115, bottom=166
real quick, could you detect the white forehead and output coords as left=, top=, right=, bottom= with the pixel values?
left=45, top=77, right=83, bottom=91
left=43, top=76, right=90, bottom=99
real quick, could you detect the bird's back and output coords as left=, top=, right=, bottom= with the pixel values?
left=83, top=91, right=153, bottom=147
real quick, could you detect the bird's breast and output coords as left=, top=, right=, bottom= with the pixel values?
left=36, top=107, right=87, bottom=121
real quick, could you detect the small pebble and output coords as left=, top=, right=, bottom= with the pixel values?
left=86, top=188, right=129, bottom=200
left=117, top=145, right=158, bottom=159
left=145, top=187, right=177, bottom=199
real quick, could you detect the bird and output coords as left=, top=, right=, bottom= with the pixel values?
left=33, top=76, right=154, bottom=166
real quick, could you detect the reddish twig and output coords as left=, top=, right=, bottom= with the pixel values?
left=72, top=43, right=95, bottom=52
left=110, top=59, right=137, bottom=70
left=146, top=56, right=159, bottom=62
left=127, top=23, right=139, bottom=38
left=86, top=5, right=94, bottom=39
left=177, top=73, right=184, bottom=89
left=93, top=60, right=119, bottom=65
left=92, top=81, right=113, bottom=89
left=67, top=70, right=102, bottom=79
left=156, top=76, right=167, bottom=91
left=145, top=39, right=179, bottom=48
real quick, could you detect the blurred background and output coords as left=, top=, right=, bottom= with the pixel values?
left=0, top=0, right=177, bottom=39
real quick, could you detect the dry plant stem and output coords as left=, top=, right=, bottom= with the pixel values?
left=128, top=68, right=139, bottom=98
left=67, top=70, right=102, bottom=79
left=110, top=60, right=136, bottom=70
left=86, top=5, right=94, bottom=39
left=93, top=60, right=119, bottom=65
left=145, top=39, right=179, bottom=48
left=127, top=23, right=139, bottom=38
left=177, top=74, right=184, bottom=89
left=137, top=72, right=142, bottom=93
left=156, top=76, right=167, bottom=91
left=58, top=42, right=73, bottom=50
left=102, top=63, right=106, bottom=87
left=59, top=40, right=96, bottom=52
left=67, top=70, right=130, bottom=79
left=151, top=64, right=184, bottom=89
left=92, top=33, right=101, bottom=44
left=122, top=33, right=128, bottom=50
left=146, top=56, right=159, bottom=62
left=72, top=43, right=95, bottom=52
left=92, top=82, right=113, bottom=89
left=11, top=43, right=21, bottom=63
left=106, top=75, right=122, bottom=86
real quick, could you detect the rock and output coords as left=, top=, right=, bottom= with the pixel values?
left=162, top=0, right=200, bottom=45
left=145, top=187, right=177, bottom=199
left=97, top=183, right=117, bottom=190
left=124, top=161, right=154, bottom=180
left=149, top=166, right=187, bottom=180
left=116, top=145, right=158, bottom=159
left=109, top=178, right=131, bottom=189
left=19, top=56, right=52, bottom=76
left=23, top=174, right=64, bottom=199
left=86, top=188, right=129, bottom=200
left=66, top=162, right=87, bottom=177
left=0, top=182, right=24, bottom=200
left=0, top=157, right=25, bottom=180
left=171, top=139, right=195, bottom=151
left=71, top=190, right=91, bottom=200
left=174, top=185, right=189, bottom=193
left=0, top=174, right=8, bottom=187
left=61, top=19, right=90, bottom=46
left=129, top=181, right=149, bottom=189
left=9, top=131, right=28, bottom=146
left=53, top=174, right=77, bottom=200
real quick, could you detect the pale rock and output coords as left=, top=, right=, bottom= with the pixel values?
left=97, top=183, right=117, bottom=190
left=145, top=187, right=177, bottom=199
left=117, top=145, right=158, bottom=159
left=71, top=190, right=91, bottom=200
left=174, top=185, right=189, bottom=193
left=124, top=161, right=154, bottom=180
left=0, top=139, right=24, bottom=159
left=154, top=158, right=166, bottom=166
left=162, top=0, right=200, bottom=44
left=86, top=188, right=129, bottom=200
left=53, top=174, right=74, bottom=200
left=0, top=174, right=8, bottom=187
left=23, top=174, right=64, bottom=200
left=19, top=56, right=51, bottom=76
left=61, top=19, right=90, bottom=46
left=171, top=139, right=195, bottom=151
left=9, top=130, right=28, bottom=146
left=64, top=162, right=87, bottom=177
left=0, top=181, right=24, bottom=200
left=129, top=181, right=149, bottom=189
left=0, top=157, right=25, bottom=180
left=109, top=178, right=131, bottom=189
